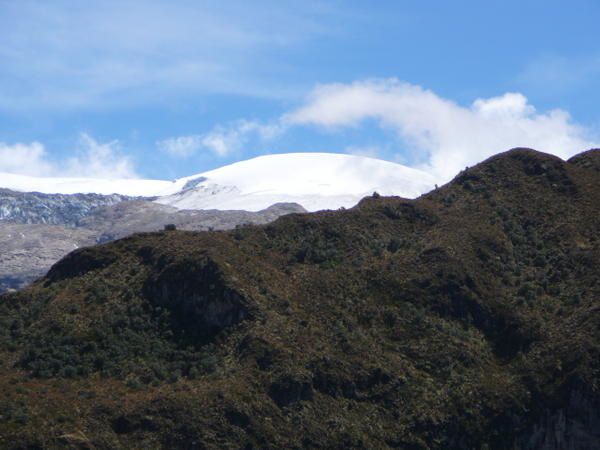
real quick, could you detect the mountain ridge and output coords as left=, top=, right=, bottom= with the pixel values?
left=0, top=148, right=598, bottom=449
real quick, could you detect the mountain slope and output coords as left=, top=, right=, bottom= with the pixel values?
left=0, top=201, right=305, bottom=293
left=0, top=148, right=598, bottom=449
left=0, top=153, right=436, bottom=211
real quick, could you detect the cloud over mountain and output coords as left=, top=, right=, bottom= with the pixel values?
left=286, top=79, right=598, bottom=181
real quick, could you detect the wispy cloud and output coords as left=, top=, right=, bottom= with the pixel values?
left=157, top=136, right=203, bottom=158
left=161, top=120, right=283, bottom=158
left=0, top=133, right=137, bottom=178
left=65, top=133, right=137, bottom=178
left=0, top=141, right=53, bottom=176
left=0, top=0, right=337, bottom=111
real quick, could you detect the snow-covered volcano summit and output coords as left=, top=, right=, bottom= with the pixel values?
left=157, top=153, right=436, bottom=211
left=0, top=153, right=436, bottom=212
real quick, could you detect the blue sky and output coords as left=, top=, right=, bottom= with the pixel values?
left=1, top=0, right=599, bottom=181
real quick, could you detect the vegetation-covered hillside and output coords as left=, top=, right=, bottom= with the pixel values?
left=0, top=148, right=598, bottom=449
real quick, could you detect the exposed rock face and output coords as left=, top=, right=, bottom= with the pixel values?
left=0, top=188, right=129, bottom=226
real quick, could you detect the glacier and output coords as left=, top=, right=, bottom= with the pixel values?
left=0, top=153, right=436, bottom=212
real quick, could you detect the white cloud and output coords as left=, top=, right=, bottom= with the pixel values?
left=0, top=133, right=137, bottom=179
left=65, top=133, right=137, bottom=178
left=157, top=136, right=202, bottom=158
left=201, top=130, right=239, bottom=157
left=188, top=120, right=283, bottom=157
left=154, top=79, right=597, bottom=179
left=286, top=79, right=598, bottom=182
left=0, top=141, right=55, bottom=176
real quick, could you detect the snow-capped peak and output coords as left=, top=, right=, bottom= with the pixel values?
left=157, top=153, right=436, bottom=211
left=0, top=153, right=437, bottom=211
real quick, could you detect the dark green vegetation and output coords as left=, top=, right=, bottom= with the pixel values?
left=0, top=148, right=598, bottom=449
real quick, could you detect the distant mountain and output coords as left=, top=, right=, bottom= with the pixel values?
left=0, top=153, right=436, bottom=212
left=155, top=153, right=437, bottom=211
left=0, top=148, right=598, bottom=449
left=0, top=153, right=435, bottom=292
